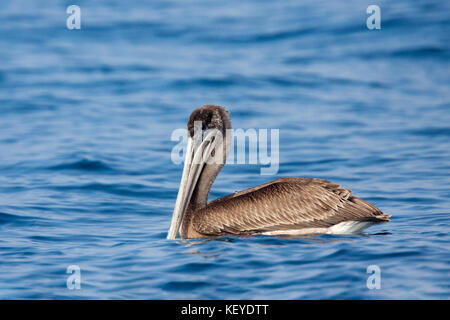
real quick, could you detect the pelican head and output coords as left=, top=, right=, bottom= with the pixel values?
left=167, top=105, right=231, bottom=239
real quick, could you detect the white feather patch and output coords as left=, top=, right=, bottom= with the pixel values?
left=260, top=221, right=375, bottom=236
left=326, top=221, right=374, bottom=234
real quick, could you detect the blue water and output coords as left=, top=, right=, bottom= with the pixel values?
left=0, top=0, right=449, bottom=299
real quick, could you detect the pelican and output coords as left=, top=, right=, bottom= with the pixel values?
left=167, top=105, right=390, bottom=239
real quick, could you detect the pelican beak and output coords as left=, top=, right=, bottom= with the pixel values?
left=167, top=129, right=221, bottom=239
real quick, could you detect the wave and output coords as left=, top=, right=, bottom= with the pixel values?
left=46, top=159, right=115, bottom=172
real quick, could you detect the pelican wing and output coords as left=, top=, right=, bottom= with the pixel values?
left=191, top=178, right=389, bottom=236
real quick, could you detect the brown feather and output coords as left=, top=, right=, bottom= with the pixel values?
left=188, top=178, right=390, bottom=237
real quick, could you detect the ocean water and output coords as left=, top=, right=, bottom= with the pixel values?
left=0, top=0, right=449, bottom=299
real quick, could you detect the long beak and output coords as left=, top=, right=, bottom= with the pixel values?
left=167, top=129, right=221, bottom=239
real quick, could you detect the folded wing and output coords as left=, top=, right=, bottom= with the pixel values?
left=192, top=178, right=390, bottom=236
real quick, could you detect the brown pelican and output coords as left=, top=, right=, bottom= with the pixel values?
left=167, top=105, right=390, bottom=239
